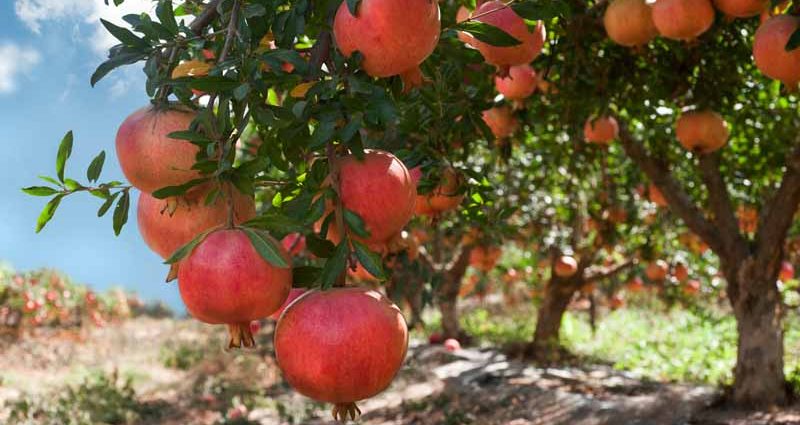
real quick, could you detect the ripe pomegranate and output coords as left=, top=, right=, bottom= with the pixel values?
left=269, top=288, right=307, bottom=320
left=753, top=16, right=800, bottom=88
left=737, top=205, right=758, bottom=233
left=411, top=166, right=464, bottom=216
left=651, top=0, right=715, bottom=41
left=780, top=261, right=795, bottom=282
left=674, top=262, right=689, bottom=282
left=471, top=1, right=546, bottom=71
left=494, top=64, right=538, bottom=100
left=609, top=294, right=625, bottom=310
left=137, top=188, right=256, bottom=259
left=713, top=0, right=769, bottom=18
left=645, top=260, right=669, bottom=281
left=444, top=338, right=461, bottom=352
left=683, top=279, right=701, bottom=295
left=482, top=106, right=519, bottom=139
left=429, top=332, right=444, bottom=344
left=554, top=255, right=578, bottom=278
left=333, top=0, right=440, bottom=91
left=275, top=288, right=408, bottom=421
left=627, top=276, right=645, bottom=292
left=675, top=110, right=729, bottom=154
left=584, top=116, right=619, bottom=145
left=178, top=228, right=292, bottom=348
left=116, top=106, right=202, bottom=193
left=603, top=0, right=658, bottom=47
left=332, top=150, right=416, bottom=245
left=470, top=246, right=503, bottom=272
left=648, top=183, right=668, bottom=207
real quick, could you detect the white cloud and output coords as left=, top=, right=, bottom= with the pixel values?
left=0, top=43, right=41, bottom=94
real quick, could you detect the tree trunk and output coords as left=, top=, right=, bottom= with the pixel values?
left=437, top=245, right=473, bottom=340
left=728, top=258, right=787, bottom=406
left=531, top=274, right=583, bottom=353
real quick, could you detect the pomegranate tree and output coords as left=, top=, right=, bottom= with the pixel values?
left=753, top=16, right=800, bottom=88
left=333, top=0, right=440, bottom=91
left=178, top=228, right=292, bottom=348
left=603, top=0, right=658, bottom=47
left=583, top=116, right=619, bottom=145
left=471, top=1, right=546, bottom=72
left=651, top=0, right=715, bottom=41
left=116, top=106, right=202, bottom=193
left=274, top=288, right=408, bottom=421
left=675, top=110, right=729, bottom=154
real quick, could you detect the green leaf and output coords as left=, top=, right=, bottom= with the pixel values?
left=86, top=150, right=106, bottom=182
left=164, top=228, right=213, bottom=264
left=166, top=130, right=213, bottom=144
left=189, top=76, right=241, bottom=92
left=352, top=240, right=385, bottom=280
left=454, top=21, right=522, bottom=47
left=112, top=190, right=130, bottom=236
left=100, top=19, right=148, bottom=48
left=22, top=186, right=59, bottom=197
left=233, top=83, right=251, bottom=101
left=151, top=178, right=209, bottom=199
left=156, top=0, right=178, bottom=34
left=244, top=211, right=306, bottom=234
left=64, top=178, right=82, bottom=191
left=91, top=50, right=149, bottom=87
left=346, top=0, right=362, bottom=16
left=511, top=1, right=571, bottom=20
left=35, top=195, right=64, bottom=233
left=243, top=3, right=267, bottom=18
left=309, top=119, right=336, bottom=149
left=38, top=175, right=61, bottom=186
left=55, top=131, right=73, bottom=183
left=306, top=233, right=336, bottom=258
left=319, top=240, right=349, bottom=288
left=786, top=28, right=800, bottom=52
left=343, top=209, right=370, bottom=239
left=292, top=266, right=321, bottom=286
left=97, top=192, right=120, bottom=217
left=242, top=228, right=291, bottom=268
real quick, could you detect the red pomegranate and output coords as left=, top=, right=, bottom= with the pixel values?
left=482, top=106, right=520, bottom=139
left=645, top=260, right=668, bottom=281
left=713, top=0, right=769, bottom=18
left=603, top=0, right=658, bottom=47
left=648, top=183, right=668, bottom=207
left=178, top=228, right=292, bottom=348
left=274, top=288, right=408, bottom=420
left=754, top=16, right=800, bottom=88
left=332, top=150, right=416, bottom=245
left=674, top=262, right=689, bottom=282
left=609, top=294, right=625, bottom=310
left=471, top=1, right=546, bottom=71
left=429, top=332, right=444, bottom=344
left=412, top=166, right=464, bottom=216
left=583, top=116, right=619, bottom=145
left=444, top=338, right=461, bottom=352
left=333, top=0, right=440, bottom=91
left=652, top=0, right=715, bottom=41
left=116, top=106, right=202, bottom=193
left=683, top=279, right=701, bottom=295
left=627, top=276, right=645, bottom=292
left=494, top=64, right=538, bottom=100
left=281, top=233, right=306, bottom=256
left=269, top=288, right=307, bottom=320
left=675, top=110, right=729, bottom=154
left=780, top=261, right=795, bottom=282
left=137, top=188, right=256, bottom=259
left=470, top=246, right=503, bottom=272
left=554, top=255, right=578, bottom=278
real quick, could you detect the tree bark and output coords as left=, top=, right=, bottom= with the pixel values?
left=437, top=245, right=473, bottom=340
left=532, top=274, right=584, bottom=351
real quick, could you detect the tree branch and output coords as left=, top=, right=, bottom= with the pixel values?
left=697, top=152, right=746, bottom=259
left=585, top=259, right=635, bottom=283
left=755, top=140, right=800, bottom=267
left=190, top=0, right=224, bottom=35
left=617, top=123, right=724, bottom=254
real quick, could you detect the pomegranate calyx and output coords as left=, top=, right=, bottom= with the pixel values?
left=227, top=322, right=256, bottom=349
left=332, top=402, right=362, bottom=422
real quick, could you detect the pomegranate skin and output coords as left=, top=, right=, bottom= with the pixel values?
left=178, top=229, right=292, bottom=325
left=137, top=188, right=256, bottom=259
left=116, top=106, right=201, bottom=193
left=754, top=16, right=800, bottom=87
left=604, top=0, right=658, bottom=47
left=411, top=167, right=464, bottom=216
left=652, top=0, right=715, bottom=41
left=713, top=0, right=769, bottom=18
left=494, top=64, right=538, bottom=100
left=584, top=116, right=619, bottom=145
left=472, top=1, right=546, bottom=68
left=482, top=106, right=520, bottom=139
left=554, top=255, right=578, bottom=278
left=274, top=288, right=408, bottom=404
left=456, top=6, right=475, bottom=46
left=337, top=150, right=416, bottom=245
left=333, top=0, right=440, bottom=82
left=675, top=110, right=729, bottom=154
left=269, top=288, right=307, bottom=320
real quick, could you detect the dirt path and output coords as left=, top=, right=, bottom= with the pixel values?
left=0, top=318, right=798, bottom=424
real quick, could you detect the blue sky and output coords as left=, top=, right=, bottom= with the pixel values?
left=0, top=0, right=186, bottom=310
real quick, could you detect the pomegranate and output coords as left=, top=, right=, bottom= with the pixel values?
left=116, top=106, right=202, bottom=193
left=713, top=0, right=769, bottom=18
left=178, top=228, right=292, bottom=348
left=333, top=0, right=440, bottom=91
left=609, top=294, right=625, bottom=310
left=411, top=166, right=464, bottom=216
left=674, top=262, right=689, bottom=282
left=753, top=16, right=800, bottom=87
left=494, top=64, right=538, bottom=100
left=444, top=338, right=461, bottom=352
left=780, top=261, right=795, bottom=282
left=645, top=260, right=668, bottom=281
left=584, top=116, right=619, bottom=145
left=281, top=233, right=306, bottom=256
left=471, top=1, right=546, bottom=71
left=482, top=106, right=520, bottom=139
left=737, top=205, right=758, bottom=233
left=275, top=288, right=408, bottom=421
left=648, top=183, right=668, bottom=207
left=470, top=246, right=503, bottom=271
left=675, top=110, right=729, bottom=154
left=429, top=332, right=444, bottom=344
left=137, top=187, right=256, bottom=259
left=332, top=150, right=416, bottom=245
left=651, top=0, right=715, bottom=41
left=603, top=0, right=658, bottom=47
left=683, top=279, right=701, bottom=295
left=627, top=276, right=645, bottom=292
left=269, top=288, right=308, bottom=320
left=554, top=255, right=578, bottom=278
